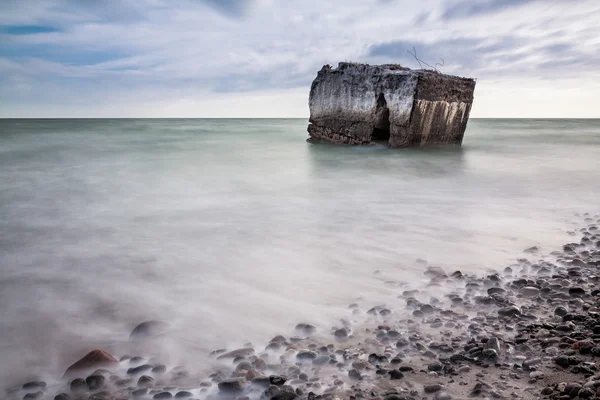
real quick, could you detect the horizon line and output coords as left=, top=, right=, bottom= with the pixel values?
left=2, top=117, right=600, bottom=120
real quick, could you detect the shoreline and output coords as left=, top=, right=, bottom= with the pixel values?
left=7, top=214, right=600, bottom=400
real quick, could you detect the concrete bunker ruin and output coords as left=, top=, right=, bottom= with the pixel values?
left=307, top=63, right=476, bottom=148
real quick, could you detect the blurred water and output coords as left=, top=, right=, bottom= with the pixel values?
left=0, top=118, right=599, bottom=387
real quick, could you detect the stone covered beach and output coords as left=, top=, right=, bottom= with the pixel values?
left=7, top=215, right=600, bottom=400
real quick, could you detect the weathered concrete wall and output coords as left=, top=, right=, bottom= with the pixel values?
left=307, top=62, right=476, bottom=148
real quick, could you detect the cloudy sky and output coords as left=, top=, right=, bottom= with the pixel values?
left=1, top=0, right=599, bottom=118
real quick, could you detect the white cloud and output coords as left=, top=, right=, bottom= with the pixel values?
left=0, top=0, right=599, bottom=117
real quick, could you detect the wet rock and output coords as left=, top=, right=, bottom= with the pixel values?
left=428, top=361, right=443, bottom=372
left=555, top=355, right=578, bottom=368
left=130, top=320, right=169, bottom=338
left=218, top=378, right=246, bottom=393
left=270, top=375, right=287, bottom=386
left=23, top=392, right=43, bottom=400
left=127, top=364, right=154, bottom=375
left=271, top=392, right=297, bottom=400
left=86, top=374, right=105, bottom=391
left=70, top=378, right=86, bottom=392
left=152, top=365, right=167, bottom=374
left=296, top=350, right=318, bottom=361
left=216, top=348, right=254, bottom=359
left=295, top=323, right=316, bottom=335
left=53, top=394, right=71, bottom=400
left=389, top=370, right=404, bottom=380
left=424, top=384, right=443, bottom=393
left=138, top=375, right=154, bottom=387
left=487, top=287, right=506, bottom=296
left=579, top=387, right=595, bottom=398
left=348, top=369, right=362, bottom=381
left=569, top=287, right=587, bottom=296
left=520, top=287, right=540, bottom=296
left=132, top=388, right=148, bottom=397
left=334, top=328, right=348, bottom=339
left=153, top=393, right=173, bottom=399
left=63, top=349, right=119, bottom=377
left=22, top=381, right=46, bottom=391
left=434, top=393, right=452, bottom=400
left=498, top=306, right=521, bottom=317
left=425, top=266, right=447, bottom=279
left=174, top=391, right=193, bottom=398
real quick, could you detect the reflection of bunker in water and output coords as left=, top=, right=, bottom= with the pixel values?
left=307, top=63, right=476, bottom=148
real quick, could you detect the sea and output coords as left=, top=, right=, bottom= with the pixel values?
left=0, top=118, right=599, bottom=388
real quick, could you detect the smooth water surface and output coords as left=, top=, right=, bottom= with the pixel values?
left=0, top=118, right=599, bottom=386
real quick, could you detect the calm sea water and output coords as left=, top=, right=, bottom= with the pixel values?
left=0, top=118, right=599, bottom=387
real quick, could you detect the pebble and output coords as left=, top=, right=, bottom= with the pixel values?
left=153, top=393, right=173, bottom=399
left=218, top=378, right=246, bottom=393
left=22, top=381, right=46, bottom=390
left=348, top=369, right=362, bottom=380
left=86, top=374, right=105, bottom=391
left=424, top=384, right=443, bottom=393
left=334, top=328, right=348, bottom=338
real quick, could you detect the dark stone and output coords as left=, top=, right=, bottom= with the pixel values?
left=54, top=394, right=71, bottom=400
left=579, top=387, right=595, bottom=398
left=130, top=320, right=169, bottom=338
left=132, top=388, right=148, bottom=397
left=153, top=393, right=173, bottom=399
left=127, top=364, right=154, bottom=375
left=421, top=304, right=435, bottom=314
left=334, top=328, right=348, bottom=338
left=555, top=355, right=579, bottom=368
left=23, top=393, right=43, bottom=400
left=86, top=374, right=105, bottom=391
left=399, top=366, right=414, bottom=372
left=271, top=392, right=297, bottom=400
left=424, top=384, right=442, bottom=393
left=498, top=306, right=521, bottom=317
left=22, top=381, right=46, bottom=390
left=348, top=369, right=362, bottom=381
left=487, top=287, right=506, bottom=296
left=138, top=375, right=154, bottom=386
left=218, top=378, right=245, bottom=393
left=389, top=370, right=404, bottom=380
left=152, top=365, right=167, bottom=374
left=569, top=287, right=587, bottom=296
left=428, top=361, right=443, bottom=372
left=434, top=393, right=452, bottom=400
left=297, top=350, right=317, bottom=360
left=295, top=323, right=316, bottom=334
left=270, top=375, right=287, bottom=386
left=174, top=391, right=193, bottom=398
left=555, top=307, right=568, bottom=316
left=70, top=378, right=86, bottom=391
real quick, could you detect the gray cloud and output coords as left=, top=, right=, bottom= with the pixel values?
left=366, top=34, right=600, bottom=78
left=200, top=0, right=257, bottom=17
left=440, top=0, right=540, bottom=20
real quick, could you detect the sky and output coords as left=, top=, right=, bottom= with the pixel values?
left=1, top=0, right=599, bottom=118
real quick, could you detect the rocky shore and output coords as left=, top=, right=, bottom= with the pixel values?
left=6, top=215, right=600, bottom=400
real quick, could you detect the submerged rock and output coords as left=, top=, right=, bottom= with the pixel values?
left=307, top=62, right=476, bottom=147
left=130, top=320, right=169, bottom=338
